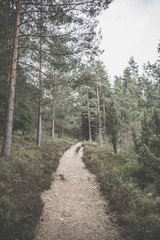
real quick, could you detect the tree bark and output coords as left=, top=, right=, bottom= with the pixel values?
left=87, top=89, right=92, bottom=141
left=52, top=87, right=55, bottom=139
left=113, top=140, right=117, bottom=154
left=102, top=93, right=106, bottom=128
left=37, top=0, right=43, bottom=146
left=37, top=37, right=42, bottom=146
left=97, top=82, right=102, bottom=144
left=2, top=0, right=21, bottom=158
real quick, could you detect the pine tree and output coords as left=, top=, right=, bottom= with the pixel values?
left=114, top=58, right=140, bottom=151
left=105, top=97, right=119, bottom=153
left=1, top=0, right=112, bottom=158
left=133, top=43, right=160, bottom=182
left=2, top=0, right=21, bottom=158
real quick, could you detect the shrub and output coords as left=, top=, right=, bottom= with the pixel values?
left=82, top=142, right=160, bottom=240
left=0, top=136, right=72, bottom=239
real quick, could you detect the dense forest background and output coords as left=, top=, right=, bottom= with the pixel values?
left=0, top=0, right=160, bottom=156
left=0, top=0, right=160, bottom=239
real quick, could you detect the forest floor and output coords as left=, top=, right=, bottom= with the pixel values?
left=34, top=142, right=123, bottom=240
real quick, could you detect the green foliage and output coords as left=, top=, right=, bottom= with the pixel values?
left=0, top=136, right=72, bottom=240
left=113, top=57, right=141, bottom=152
left=0, top=79, right=7, bottom=136
left=83, top=144, right=132, bottom=213
left=13, top=71, right=35, bottom=135
left=105, top=97, right=119, bottom=153
left=83, top=143, right=160, bottom=240
left=14, top=100, right=32, bottom=135
left=128, top=194, right=160, bottom=240
left=133, top=107, right=160, bottom=185
left=75, top=61, right=110, bottom=141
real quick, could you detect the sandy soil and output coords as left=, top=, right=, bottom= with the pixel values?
left=34, top=142, right=123, bottom=240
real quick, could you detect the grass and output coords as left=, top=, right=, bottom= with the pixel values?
left=0, top=135, right=73, bottom=240
left=82, top=142, right=160, bottom=240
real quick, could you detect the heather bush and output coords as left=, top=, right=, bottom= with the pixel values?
left=0, top=136, right=72, bottom=240
left=83, top=143, right=160, bottom=240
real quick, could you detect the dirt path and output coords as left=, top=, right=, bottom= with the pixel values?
left=34, top=143, right=122, bottom=240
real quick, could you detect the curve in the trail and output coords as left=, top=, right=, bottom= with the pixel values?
left=34, top=142, right=122, bottom=240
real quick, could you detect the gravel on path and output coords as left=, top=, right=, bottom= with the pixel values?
left=34, top=142, right=123, bottom=240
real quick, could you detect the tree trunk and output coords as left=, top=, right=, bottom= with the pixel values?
left=2, top=0, right=21, bottom=158
left=113, top=140, right=117, bottom=154
left=102, top=93, right=106, bottom=128
left=61, top=128, right=64, bottom=138
left=112, top=132, right=118, bottom=154
left=97, top=82, right=102, bottom=144
left=37, top=37, right=42, bottom=146
left=37, top=102, right=42, bottom=146
left=52, top=87, right=55, bottom=139
left=87, top=89, right=92, bottom=141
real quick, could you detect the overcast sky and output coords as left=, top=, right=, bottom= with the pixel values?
left=99, top=0, right=160, bottom=82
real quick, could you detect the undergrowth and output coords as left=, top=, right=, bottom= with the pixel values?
left=82, top=142, right=160, bottom=240
left=0, top=136, right=73, bottom=240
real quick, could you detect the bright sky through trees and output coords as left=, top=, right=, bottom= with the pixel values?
left=99, top=0, right=160, bottom=82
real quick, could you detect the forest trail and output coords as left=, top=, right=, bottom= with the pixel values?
left=34, top=143, right=122, bottom=240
